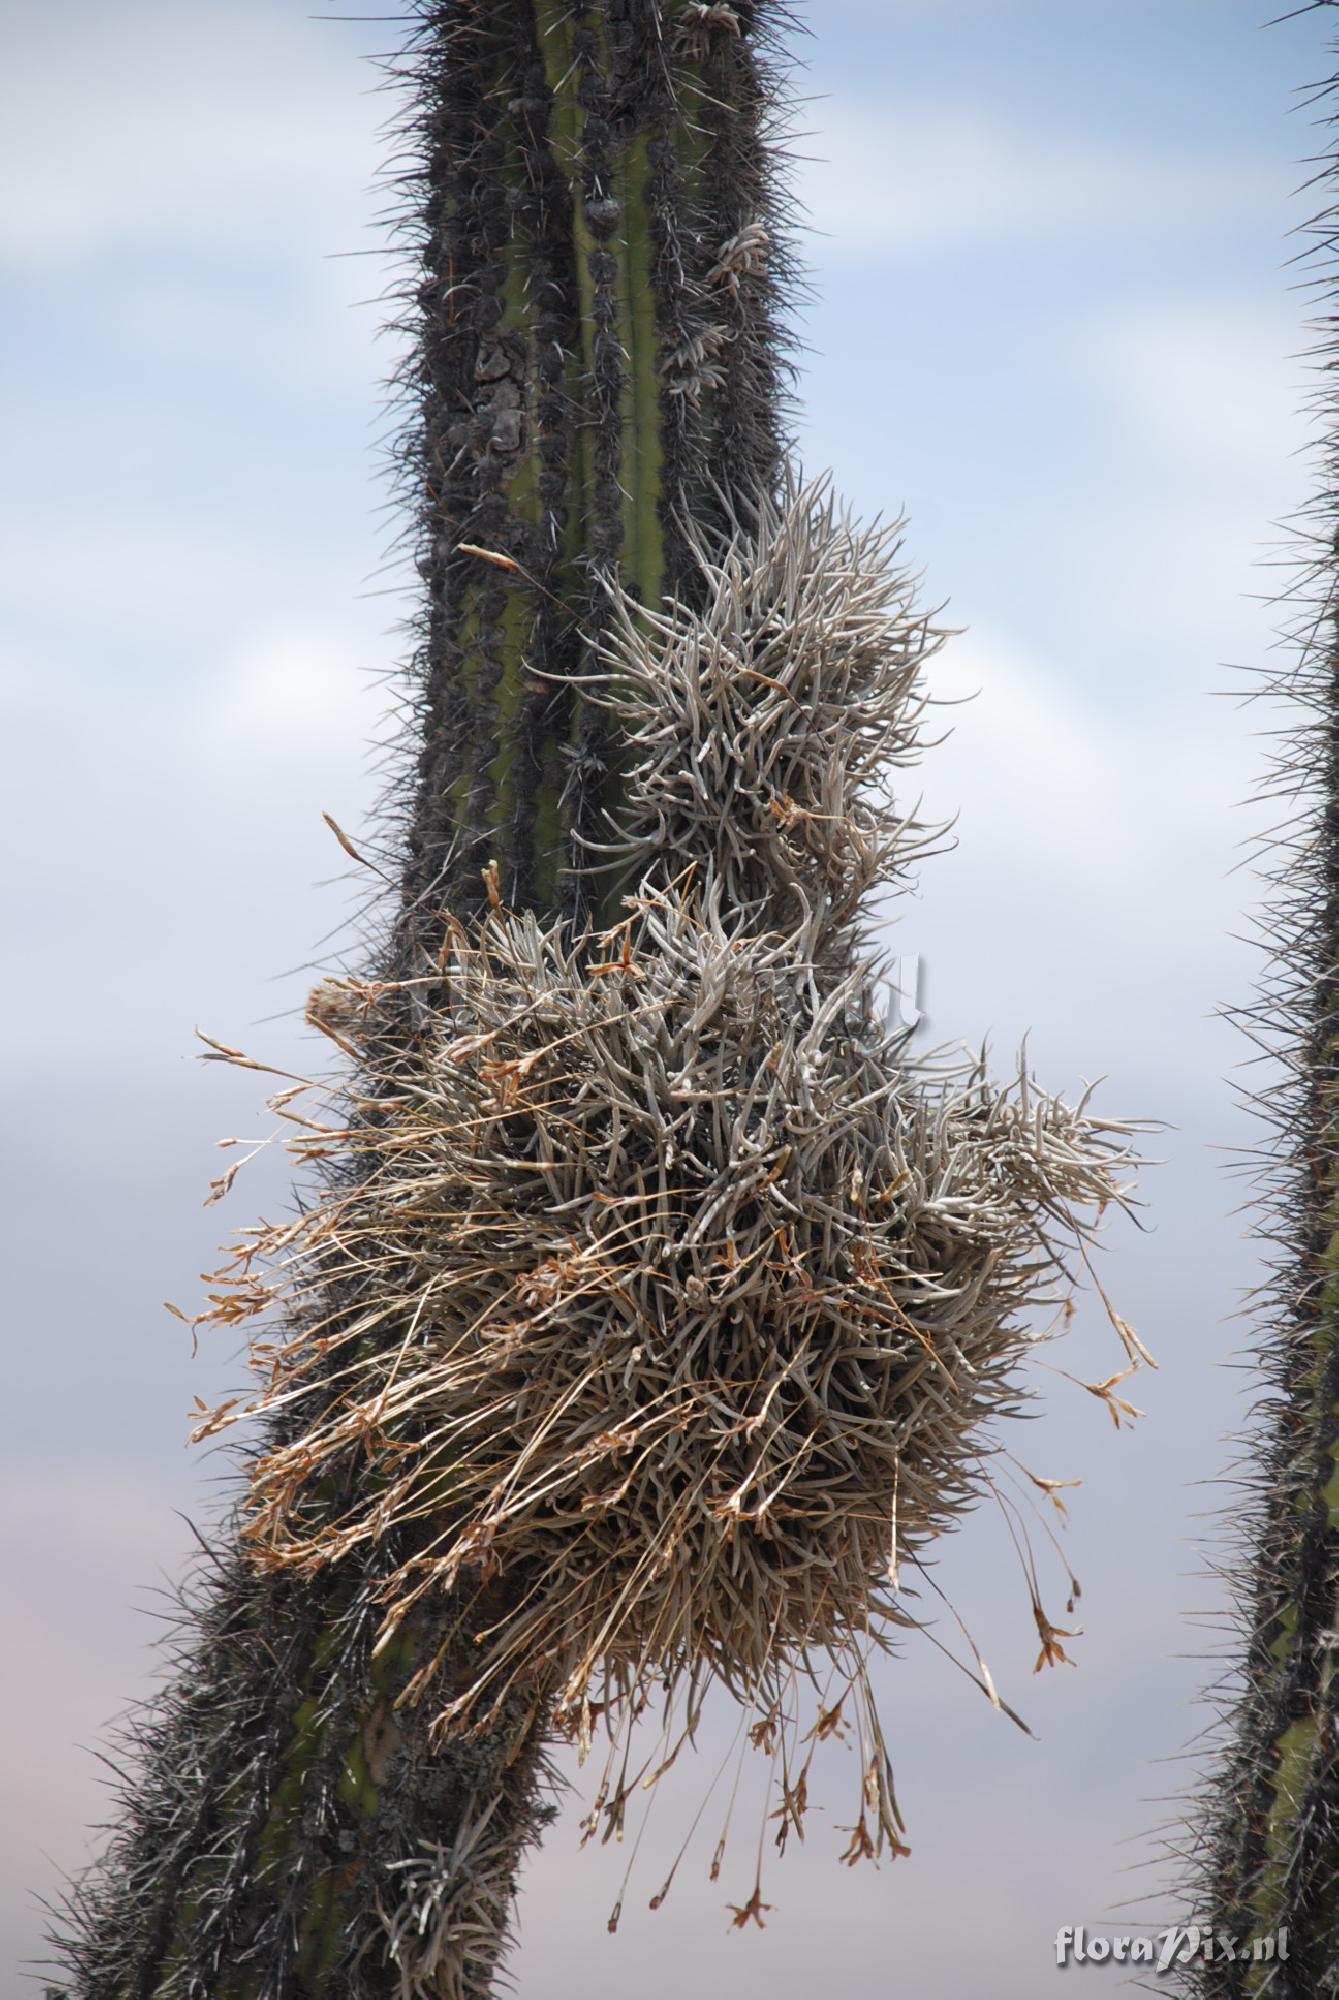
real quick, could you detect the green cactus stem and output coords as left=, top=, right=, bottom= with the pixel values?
left=47, top=5, right=796, bottom=1997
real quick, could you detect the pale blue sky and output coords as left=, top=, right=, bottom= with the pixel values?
left=1, top=3, right=1328, bottom=1994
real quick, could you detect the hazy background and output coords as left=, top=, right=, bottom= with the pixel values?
left=1, top=1, right=1324, bottom=1991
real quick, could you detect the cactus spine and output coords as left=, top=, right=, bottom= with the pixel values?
left=1183, top=37, right=1339, bottom=1999
left=48, top=5, right=795, bottom=1996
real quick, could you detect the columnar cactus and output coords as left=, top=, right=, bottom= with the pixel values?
left=49, top=7, right=796, bottom=1996
left=1179, top=39, right=1339, bottom=1999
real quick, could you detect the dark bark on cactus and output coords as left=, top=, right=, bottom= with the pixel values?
left=47, top=5, right=796, bottom=1996
left=1178, top=44, right=1339, bottom=2000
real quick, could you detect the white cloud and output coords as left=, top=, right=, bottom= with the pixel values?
left=892, top=623, right=1258, bottom=1090
left=189, top=626, right=373, bottom=757
left=1085, top=302, right=1307, bottom=483
left=798, top=104, right=1276, bottom=258
left=0, top=621, right=385, bottom=1066
left=0, top=513, right=297, bottom=643
left=0, top=4, right=382, bottom=268
left=100, top=260, right=396, bottom=395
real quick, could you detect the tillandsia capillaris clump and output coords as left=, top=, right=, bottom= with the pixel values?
left=196, top=480, right=1142, bottom=1884
left=47, top=6, right=1144, bottom=1998
left=1171, top=29, right=1339, bottom=1999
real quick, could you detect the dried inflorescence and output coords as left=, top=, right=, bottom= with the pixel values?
left=196, top=480, right=1142, bottom=1891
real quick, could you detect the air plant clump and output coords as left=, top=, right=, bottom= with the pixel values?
left=195, top=482, right=1143, bottom=1898
left=585, top=479, right=940, bottom=919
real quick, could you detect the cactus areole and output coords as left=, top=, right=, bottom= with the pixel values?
left=48, top=7, right=1141, bottom=1998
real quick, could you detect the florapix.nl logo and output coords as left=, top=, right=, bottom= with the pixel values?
left=1055, top=1925, right=1289, bottom=1973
